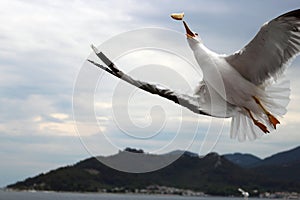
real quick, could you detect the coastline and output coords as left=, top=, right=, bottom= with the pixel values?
left=3, top=187, right=300, bottom=199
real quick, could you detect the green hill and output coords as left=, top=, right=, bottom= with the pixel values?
left=7, top=148, right=300, bottom=196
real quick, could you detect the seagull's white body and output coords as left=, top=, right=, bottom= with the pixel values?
left=183, top=9, right=300, bottom=141
left=192, top=43, right=262, bottom=113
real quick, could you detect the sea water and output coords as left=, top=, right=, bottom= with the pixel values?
left=0, top=191, right=276, bottom=200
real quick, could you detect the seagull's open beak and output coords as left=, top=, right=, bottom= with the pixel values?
left=183, top=21, right=195, bottom=38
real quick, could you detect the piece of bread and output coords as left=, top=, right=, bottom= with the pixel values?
left=170, top=12, right=184, bottom=20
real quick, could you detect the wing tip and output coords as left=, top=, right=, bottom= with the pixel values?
left=277, top=9, right=300, bottom=19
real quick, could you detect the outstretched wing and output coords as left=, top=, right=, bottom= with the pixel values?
left=89, top=46, right=213, bottom=117
left=225, top=9, right=300, bottom=85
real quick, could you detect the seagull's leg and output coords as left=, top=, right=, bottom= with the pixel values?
left=244, top=107, right=270, bottom=133
left=252, top=96, right=280, bottom=129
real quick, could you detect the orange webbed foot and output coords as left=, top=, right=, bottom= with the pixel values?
left=267, top=114, right=280, bottom=129
left=245, top=107, right=270, bottom=134
left=254, top=120, right=270, bottom=134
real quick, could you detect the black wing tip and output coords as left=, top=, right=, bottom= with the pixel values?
left=277, top=9, right=300, bottom=19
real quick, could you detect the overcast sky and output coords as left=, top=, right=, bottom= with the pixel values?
left=1, top=0, right=300, bottom=187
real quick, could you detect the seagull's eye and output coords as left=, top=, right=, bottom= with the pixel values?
left=195, top=33, right=198, bottom=36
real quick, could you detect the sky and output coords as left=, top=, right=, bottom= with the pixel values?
left=1, top=0, right=300, bottom=187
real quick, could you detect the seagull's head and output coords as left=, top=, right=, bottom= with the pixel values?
left=183, top=21, right=201, bottom=50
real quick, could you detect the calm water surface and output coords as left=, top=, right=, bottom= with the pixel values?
left=0, top=191, right=277, bottom=200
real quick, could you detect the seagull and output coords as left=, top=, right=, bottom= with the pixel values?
left=176, top=9, right=300, bottom=140
left=89, top=9, right=300, bottom=141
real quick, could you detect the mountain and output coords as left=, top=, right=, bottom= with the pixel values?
left=257, top=146, right=300, bottom=167
left=165, top=150, right=199, bottom=157
left=224, top=146, right=300, bottom=168
left=7, top=147, right=300, bottom=195
left=223, top=153, right=262, bottom=168
left=7, top=152, right=259, bottom=196
left=252, top=146, right=300, bottom=183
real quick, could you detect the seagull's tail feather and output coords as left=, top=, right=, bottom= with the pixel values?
left=262, top=77, right=291, bottom=117
left=230, top=76, right=291, bottom=142
left=230, top=112, right=263, bottom=142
